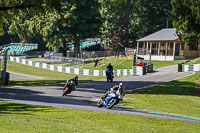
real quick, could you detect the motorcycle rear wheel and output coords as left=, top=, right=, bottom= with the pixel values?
left=62, top=87, right=71, bottom=96
left=106, top=99, right=117, bottom=109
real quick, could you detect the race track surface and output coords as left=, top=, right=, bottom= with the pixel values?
left=1, top=65, right=199, bottom=123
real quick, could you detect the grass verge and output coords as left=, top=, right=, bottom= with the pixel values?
left=120, top=72, right=200, bottom=118
left=7, top=61, right=104, bottom=86
left=84, top=56, right=187, bottom=70
left=0, top=101, right=199, bottom=133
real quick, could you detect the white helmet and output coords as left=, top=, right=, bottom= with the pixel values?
left=119, top=83, right=125, bottom=89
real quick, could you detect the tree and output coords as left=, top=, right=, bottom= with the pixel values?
left=100, top=0, right=172, bottom=50
left=8, top=0, right=103, bottom=57
left=39, top=0, right=103, bottom=57
left=169, top=0, right=200, bottom=44
left=0, top=0, right=63, bottom=35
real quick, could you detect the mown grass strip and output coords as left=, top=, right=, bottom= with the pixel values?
left=0, top=102, right=200, bottom=133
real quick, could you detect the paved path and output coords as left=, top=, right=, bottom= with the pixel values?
left=1, top=65, right=199, bottom=123
left=10, top=72, right=40, bottom=80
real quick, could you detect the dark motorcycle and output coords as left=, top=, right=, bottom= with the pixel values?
left=62, top=80, right=77, bottom=96
left=105, top=69, right=113, bottom=82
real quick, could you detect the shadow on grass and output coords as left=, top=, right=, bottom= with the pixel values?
left=0, top=101, right=52, bottom=115
left=9, top=80, right=66, bottom=86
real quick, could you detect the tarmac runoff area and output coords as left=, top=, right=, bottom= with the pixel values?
left=1, top=65, right=200, bottom=123
left=9, top=72, right=41, bottom=80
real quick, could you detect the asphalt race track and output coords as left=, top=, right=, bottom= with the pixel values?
left=1, top=65, right=200, bottom=123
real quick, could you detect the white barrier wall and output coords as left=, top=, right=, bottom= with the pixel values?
left=9, top=56, right=147, bottom=76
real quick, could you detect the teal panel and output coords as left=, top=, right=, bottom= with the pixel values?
left=99, top=70, right=104, bottom=76
left=70, top=68, right=74, bottom=74
left=54, top=66, right=58, bottom=71
left=32, top=62, right=35, bottom=66
left=79, top=69, right=84, bottom=75
left=25, top=60, right=29, bottom=65
left=62, top=67, right=66, bottom=72
left=188, top=65, right=194, bottom=71
left=39, top=63, right=43, bottom=68
left=89, top=70, right=94, bottom=75
left=120, top=70, right=124, bottom=76
left=47, top=64, right=50, bottom=69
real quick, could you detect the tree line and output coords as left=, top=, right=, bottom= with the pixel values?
left=0, top=0, right=199, bottom=57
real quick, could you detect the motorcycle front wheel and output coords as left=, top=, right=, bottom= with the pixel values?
left=97, top=99, right=103, bottom=108
left=106, top=99, right=117, bottom=109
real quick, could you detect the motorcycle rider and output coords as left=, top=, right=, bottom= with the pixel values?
left=101, top=83, right=125, bottom=100
left=106, top=63, right=114, bottom=74
left=64, top=76, right=78, bottom=91
left=105, top=63, right=114, bottom=82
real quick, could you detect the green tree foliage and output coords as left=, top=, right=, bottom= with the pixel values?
left=6, top=1, right=103, bottom=56
left=170, top=0, right=200, bottom=44
left=0, top=0, right=62, bottom=35
left=101, top=0, right=172, bottom=50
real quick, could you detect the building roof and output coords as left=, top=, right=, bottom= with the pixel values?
left=137, top=28, right=179, bottom=42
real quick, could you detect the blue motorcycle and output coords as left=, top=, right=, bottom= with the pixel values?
left=97, top=91, right=122, bottom=109
left=105, top=68, right=113, bottom=82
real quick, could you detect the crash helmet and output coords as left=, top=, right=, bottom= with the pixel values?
left=119, top=83, right=125, bottom=89
left=74, top=76, right=78, bottom=80
left=108, top=63, right=111, bottom=66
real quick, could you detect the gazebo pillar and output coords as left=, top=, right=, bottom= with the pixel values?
left=143, top=42, right=145, bottom=55
left=147, top=42, right=149, bottom=50
left=150, top=42, right=152, bottom=53
left=173, top=41, right=176, bottom=56
left=165, top=42, right=168, bottom=56
left=158, top=42, right=160, bottom=56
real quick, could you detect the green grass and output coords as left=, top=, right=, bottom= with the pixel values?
left=0, top=102, right=199, bottom=133
left=7, top=61, right=104, bottom=86
left=84, top=56, right=187, bottom=70
left=120, top=72, right=200, bottom=118
left=187, top=57, right=200, bottom=64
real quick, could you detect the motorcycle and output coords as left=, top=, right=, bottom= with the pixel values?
left=62, top=80, right=76, bottom=96
left=97, top=91, right=122, bottom=109
left=105, top=68, right=113, bottom=82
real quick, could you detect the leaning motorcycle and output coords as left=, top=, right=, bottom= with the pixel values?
left=62, top=81, right=76, bottom=96
left=97, top=91, right=122, bottom=109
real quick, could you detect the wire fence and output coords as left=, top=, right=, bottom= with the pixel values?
left=44, top=56, right=85, bottom=68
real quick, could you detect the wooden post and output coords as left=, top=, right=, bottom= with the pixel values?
left=147, top=42, right=149, bottom=50
left=173, top=41, right=176, bottom=56
left=158, top=41, right=160, bottom=56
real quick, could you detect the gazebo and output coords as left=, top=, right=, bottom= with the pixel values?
left=135, top=28, right=200, bottom=61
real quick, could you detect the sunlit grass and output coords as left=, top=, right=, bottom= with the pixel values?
left=121, top=72, right=200, bottom=118
left=0, top=102, right=199, bottom=133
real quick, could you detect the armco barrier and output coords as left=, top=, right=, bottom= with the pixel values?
left=8, top=56, right=153, bottom=76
